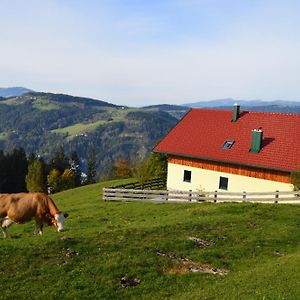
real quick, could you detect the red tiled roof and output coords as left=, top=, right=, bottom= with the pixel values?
left=153, top=108, right=300, bottom=172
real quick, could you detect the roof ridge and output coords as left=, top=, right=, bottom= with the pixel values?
left=191, top=107, right=300, bottom=116
left=247, top=110, right=300, bottom=116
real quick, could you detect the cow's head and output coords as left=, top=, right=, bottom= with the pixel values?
left=45, top=212, right=69, bottom=232
left=54, top=212, right=69, bottom=232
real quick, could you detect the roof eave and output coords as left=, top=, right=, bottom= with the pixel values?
left=153, top=150, right=292, bottom=173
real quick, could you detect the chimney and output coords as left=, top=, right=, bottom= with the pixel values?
left=250, top=129, right=263, bottom=153
left=232, top=103, right=240, bottom=122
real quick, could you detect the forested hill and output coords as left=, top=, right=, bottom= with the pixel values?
left=0, top=92, right=182, bottom=177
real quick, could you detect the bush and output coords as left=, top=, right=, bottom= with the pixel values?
left=134, top=153, right=167, bottom=184
left=291, top=167, right=300, bottom=191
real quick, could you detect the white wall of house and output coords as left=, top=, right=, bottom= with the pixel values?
left=167, top=162, right=293, bottom=193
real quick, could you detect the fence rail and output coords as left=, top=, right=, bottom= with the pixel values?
left=103, top=188, right=300, bottom=204
left=106, top=177, right=166, bottom=190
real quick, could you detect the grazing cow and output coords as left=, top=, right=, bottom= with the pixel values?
left=0, top=192, right=68, bottom=238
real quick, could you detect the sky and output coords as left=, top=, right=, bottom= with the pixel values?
left=1, top=0, right=300, bottom=106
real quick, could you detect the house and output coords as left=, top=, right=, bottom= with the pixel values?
left=153, top=105, right=300, bottom=192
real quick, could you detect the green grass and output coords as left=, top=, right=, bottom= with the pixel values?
left=1, top=179, right=300, bottom=299
left=1, top=97, right=60, bottom=110
left=50, top=107, right=143, bottom=139
left=32, top=99, right=60, bottom=111
left=51, top=120, right=106, bottom=138
left=0, top=132, right=8, bottom=140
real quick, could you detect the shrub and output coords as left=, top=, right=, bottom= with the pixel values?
left=291, top=167, right=300, bottom=191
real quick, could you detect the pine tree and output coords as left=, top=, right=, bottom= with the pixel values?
left=70, top=151, right=82, bottom=187
left=50, top=146, right=69, bottom=173
left=87, top=148, right=97, bottom=184
left=6, top=148, right=28, bottom=192
left=0, top=150, right=7, bottom=193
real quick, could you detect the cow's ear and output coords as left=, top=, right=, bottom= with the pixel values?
left=44, top=213, right=55, bottom=225
left=64, top=213, right=69, bottom=218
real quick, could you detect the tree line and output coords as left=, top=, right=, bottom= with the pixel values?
left=0, top=147, right=97, bottom=194
left=0, top=147, right=168, bottom=194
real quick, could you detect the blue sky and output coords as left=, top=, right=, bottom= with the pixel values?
left=1, top=0, right=300, bottom=106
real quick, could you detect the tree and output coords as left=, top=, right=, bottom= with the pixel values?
left=60, top=169, right=75, bottom=190
left=291, top=167, right=300, bottom=191
left=0, top=150, right=7, bottom=193
left=47, top=168, right=61, bottom=194
left=5, top=148, right=28, bottom=193
left=70, top=151, right=82, bottom=187
left=147, top=153, right=168, bottom=178
left=27, top=152, right=37, bottom=165
left=50, top=146, right=69, bottom=173
left=86, top=148, right=97, bottom=184
left=26, top=159, right=47, bottom=193
left=134, top=153, right=167, bottom=184
left=133, top=160, right=152, bottom=184
left=113, top=159, right=132, bottom=179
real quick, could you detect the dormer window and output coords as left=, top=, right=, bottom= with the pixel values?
left=222, top=140, right=234, bottom=150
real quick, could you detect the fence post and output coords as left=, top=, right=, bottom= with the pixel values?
left=189, top=190, right=192, bottom=201
left=275, top=190, right=279, bottom=203
left=243, top=191, right=247, bottom=202
left=214, top=190, right=217, bottom=203
left=103, top=188, right=106, bottom=201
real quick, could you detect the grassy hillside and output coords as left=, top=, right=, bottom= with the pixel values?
left=1, top=180, right=300, bottom=299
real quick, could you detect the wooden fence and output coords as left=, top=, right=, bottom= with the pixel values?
left=103, top=188, right=300, bottom=204
left=106, top=177, right=166, bottom=190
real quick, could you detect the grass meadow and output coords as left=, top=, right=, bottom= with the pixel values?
left=1, top=179, right=300, bottom=299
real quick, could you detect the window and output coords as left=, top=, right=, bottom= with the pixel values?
left=219, top=176, right=228, bottom=190
left=183, top=170, right=192, bottom=183
left=222, top=140, right=235, bottom=150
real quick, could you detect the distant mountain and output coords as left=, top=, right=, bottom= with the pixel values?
left=142, top=104, right=189, bottom=119
left=210, top=105, right=300, bottom=114
left=184, top=98, right=300, bottom=108
left=143, top=104, right=188, bottom=111
left=0, top=87, right=34, bottom=98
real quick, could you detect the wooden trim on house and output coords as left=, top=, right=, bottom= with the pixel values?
left=168, top=156, right=291, bottom=183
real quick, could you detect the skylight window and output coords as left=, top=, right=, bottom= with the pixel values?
left=222, top=140, right=235, bottom=150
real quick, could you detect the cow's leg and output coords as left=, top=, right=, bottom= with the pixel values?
left=34, top=218, right=43, bottom=235
left=35, top=224, right=43, bottom=235
left=1, top=217, right=14, bottom=238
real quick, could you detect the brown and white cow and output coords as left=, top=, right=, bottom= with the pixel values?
left=0, top=192, right=68, bottom=238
